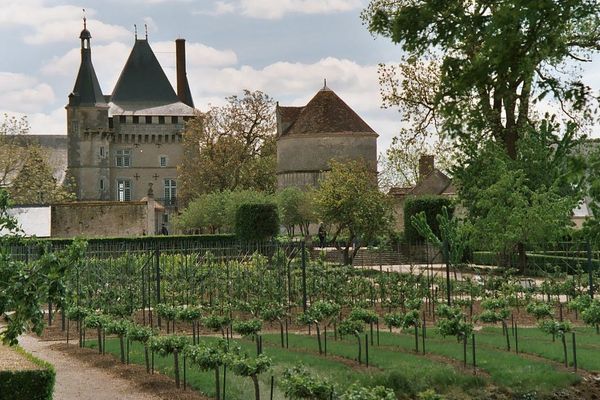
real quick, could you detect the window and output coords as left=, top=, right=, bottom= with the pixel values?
left=164, top=179, right=176, bottom=204
left=117, top=179, right=132, bottom=202
left=71, top=120, right=79, bottom=134
left=158, top=116, right=165, bottom=124
left=108, top=117, right=114, bottom=129
left=119, top=115, right=126, bottom=124
left=99, top=146, right=105, bottom=158
left=100, top=179, right=105, bottom=191
left=115, top=149, right=131, bottom=167
left=171, top=116, right=178, bottom=124
left=159, top=155, right=167, bottom=168
left=132, top=116, right=139, bottom=124
left=145, top=116, right=152, bottom=124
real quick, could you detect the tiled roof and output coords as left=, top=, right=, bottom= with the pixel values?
left=111, top=39, right=179, bottom=109
left=279, top=86, right=377, bottom=137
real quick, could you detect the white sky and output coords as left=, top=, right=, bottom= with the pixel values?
left=0, top=0, right=599, bottom=153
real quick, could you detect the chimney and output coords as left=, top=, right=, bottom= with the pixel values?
left=418, top=155, right=435, bottom=180
left=175, top=38, right=194, bottom=108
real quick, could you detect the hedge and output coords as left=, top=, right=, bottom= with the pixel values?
left=10, top=234, right=236, bottom=252
left=235, top=203, right=279, bottom=241
left=0, top=346, right=55, bottom=400
left=472, top=251, right=600, bottom=274
left=403, top=196, right=454, bottom=243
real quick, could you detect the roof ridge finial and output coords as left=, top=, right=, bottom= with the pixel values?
left=82, top=9, right=87, bottom=29
left=324, top=78, right=327, bottom=88
left=134, top=24, right=138, bottom=40
left=145, top=23, right=148, bottom=40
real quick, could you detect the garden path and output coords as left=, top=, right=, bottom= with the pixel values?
left=19, top=335, right=161, bottom=400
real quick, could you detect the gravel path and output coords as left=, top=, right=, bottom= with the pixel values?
left=19, top=335, right=161, bottom=400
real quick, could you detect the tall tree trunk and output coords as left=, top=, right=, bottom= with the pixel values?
left=316, top=324, right=322, bottom=354
left=97, top=326, right=102, bottom=354
left=251, top=374, right=260, bottom=400
left=517, top=242, right=527, bottom=274
left=119, top=336, right=125, bottom=363
left=215, top=366, right=221, bottom=400
left=174, top=350, right=180, bottom=388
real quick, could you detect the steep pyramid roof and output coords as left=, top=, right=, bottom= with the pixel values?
left=70, top=48, right=106, bottom=107
left=111, top=39, right=179, bottom=109
left=281, top=86, right=377, bottom=137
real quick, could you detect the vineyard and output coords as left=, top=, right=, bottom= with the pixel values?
left=13, top=240, right=600, bottom=399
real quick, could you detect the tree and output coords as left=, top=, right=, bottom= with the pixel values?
left=174, top=190, right=273, bottom=234
left=376, top=59, right=455, bottom=190
left=8, top=145, right=74, bottom=205
left=362, top=1, right=600, bottom=267
left=276, top=187, right=315, bottom=238
left=179, top=90, right=277, bottom=204
left=0, top=114, right=29, bottom=187
left=314, top=159, right=393, bottom=265
left=363, top=1, right=600, bottom=160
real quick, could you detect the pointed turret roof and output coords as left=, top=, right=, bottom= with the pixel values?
left=69, top=22, right=106, bottom=107
left=279, top=86, right=377, bottom=137
left=110, top=39, right=179, bottom=109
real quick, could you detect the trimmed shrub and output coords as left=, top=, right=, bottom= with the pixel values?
left=0, top=346, right=55, bottom=400
left=404, top=196, right=454, bottom=243
left=472, top=251, right=600, bottom=274
left=235, top=203, right=279, bottom=241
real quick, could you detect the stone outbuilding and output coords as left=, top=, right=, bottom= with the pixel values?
left=275, top=84, right=378, bottom=189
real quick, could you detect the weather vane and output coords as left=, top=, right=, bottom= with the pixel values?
left=145, top=24, right=148, bottom=40
left=134, top=24, right=137, bottom=40
left=82, top=8, right=86, bottom=29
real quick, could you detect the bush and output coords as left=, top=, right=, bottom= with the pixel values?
left=404, top=196, right=453, bottom=243
left=472, top=251, right=600, bottom=274
left=0, top=346, right=55, bottom=400
left=235, top=203, right=279, bottom=241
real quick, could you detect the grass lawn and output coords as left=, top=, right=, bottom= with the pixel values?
left=91, top=334, right=485, bottom=400
left=90, top=326, right=591, bottom=399
left=475, top=326, right=600, bottom=372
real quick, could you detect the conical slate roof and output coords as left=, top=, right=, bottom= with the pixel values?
left=281, top=86, right=376, bottom=136
left=111, top=39, right=179, bottom=108
left=70, top=47, right=106, bottom=107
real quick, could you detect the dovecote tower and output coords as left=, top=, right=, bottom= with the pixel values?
left=276, top=84, right=378, bottom=189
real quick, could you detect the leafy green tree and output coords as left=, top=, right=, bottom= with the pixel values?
left=276, top=187, right=315, bottom=238
left=127, top=324, right=155, bottom=373
left=148, top=335, right=189, bottom=388
left=0, top=207, right=87, bottom=345
left=338, top=319, right=365, bottom=364
left=105, top=318, right=131, bottom=363
left=175, top=189, right=273, bottom=234
left=227, top=350, right=272, bottom=400
left=281, top=365, right=335, bottom=400
left=314, top=159, right=393, bottom=265
left=582, top=299, right=600, bottom=333
left=0, top=114, right=29, bottom=187
left=298, top=301, right=340, bottom=354
left=84, top=313, right=110, bottom=354
left=362, top=0, right=600, bottom=268
left=179, top=90, right=277, bottom=205
left=9, top=144, right=74, bottom=205
left=185, top=339, right=228, bottom=399
left=363, top=0, right=600, bottom=159
left=340, top=383, right=396, bottom=400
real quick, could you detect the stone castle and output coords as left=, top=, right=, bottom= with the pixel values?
left=66, top=19, right=195, bottom=223
left=10, top=21, right=379, bottom=237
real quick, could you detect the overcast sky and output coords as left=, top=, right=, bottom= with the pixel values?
left=1, top=0, right=599, bottom=153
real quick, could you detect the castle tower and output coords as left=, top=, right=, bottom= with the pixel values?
left=276, top=84, right=378, bottom=189
left=66, top=18, right=111, bottom=200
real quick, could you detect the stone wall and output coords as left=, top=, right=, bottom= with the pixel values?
left=51, top=201, right=155, bottom=238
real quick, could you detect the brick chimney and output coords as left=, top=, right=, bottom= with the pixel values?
left=175, top=38, right=194, bottom=107
left=418, top=155, right=435, bottom=181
